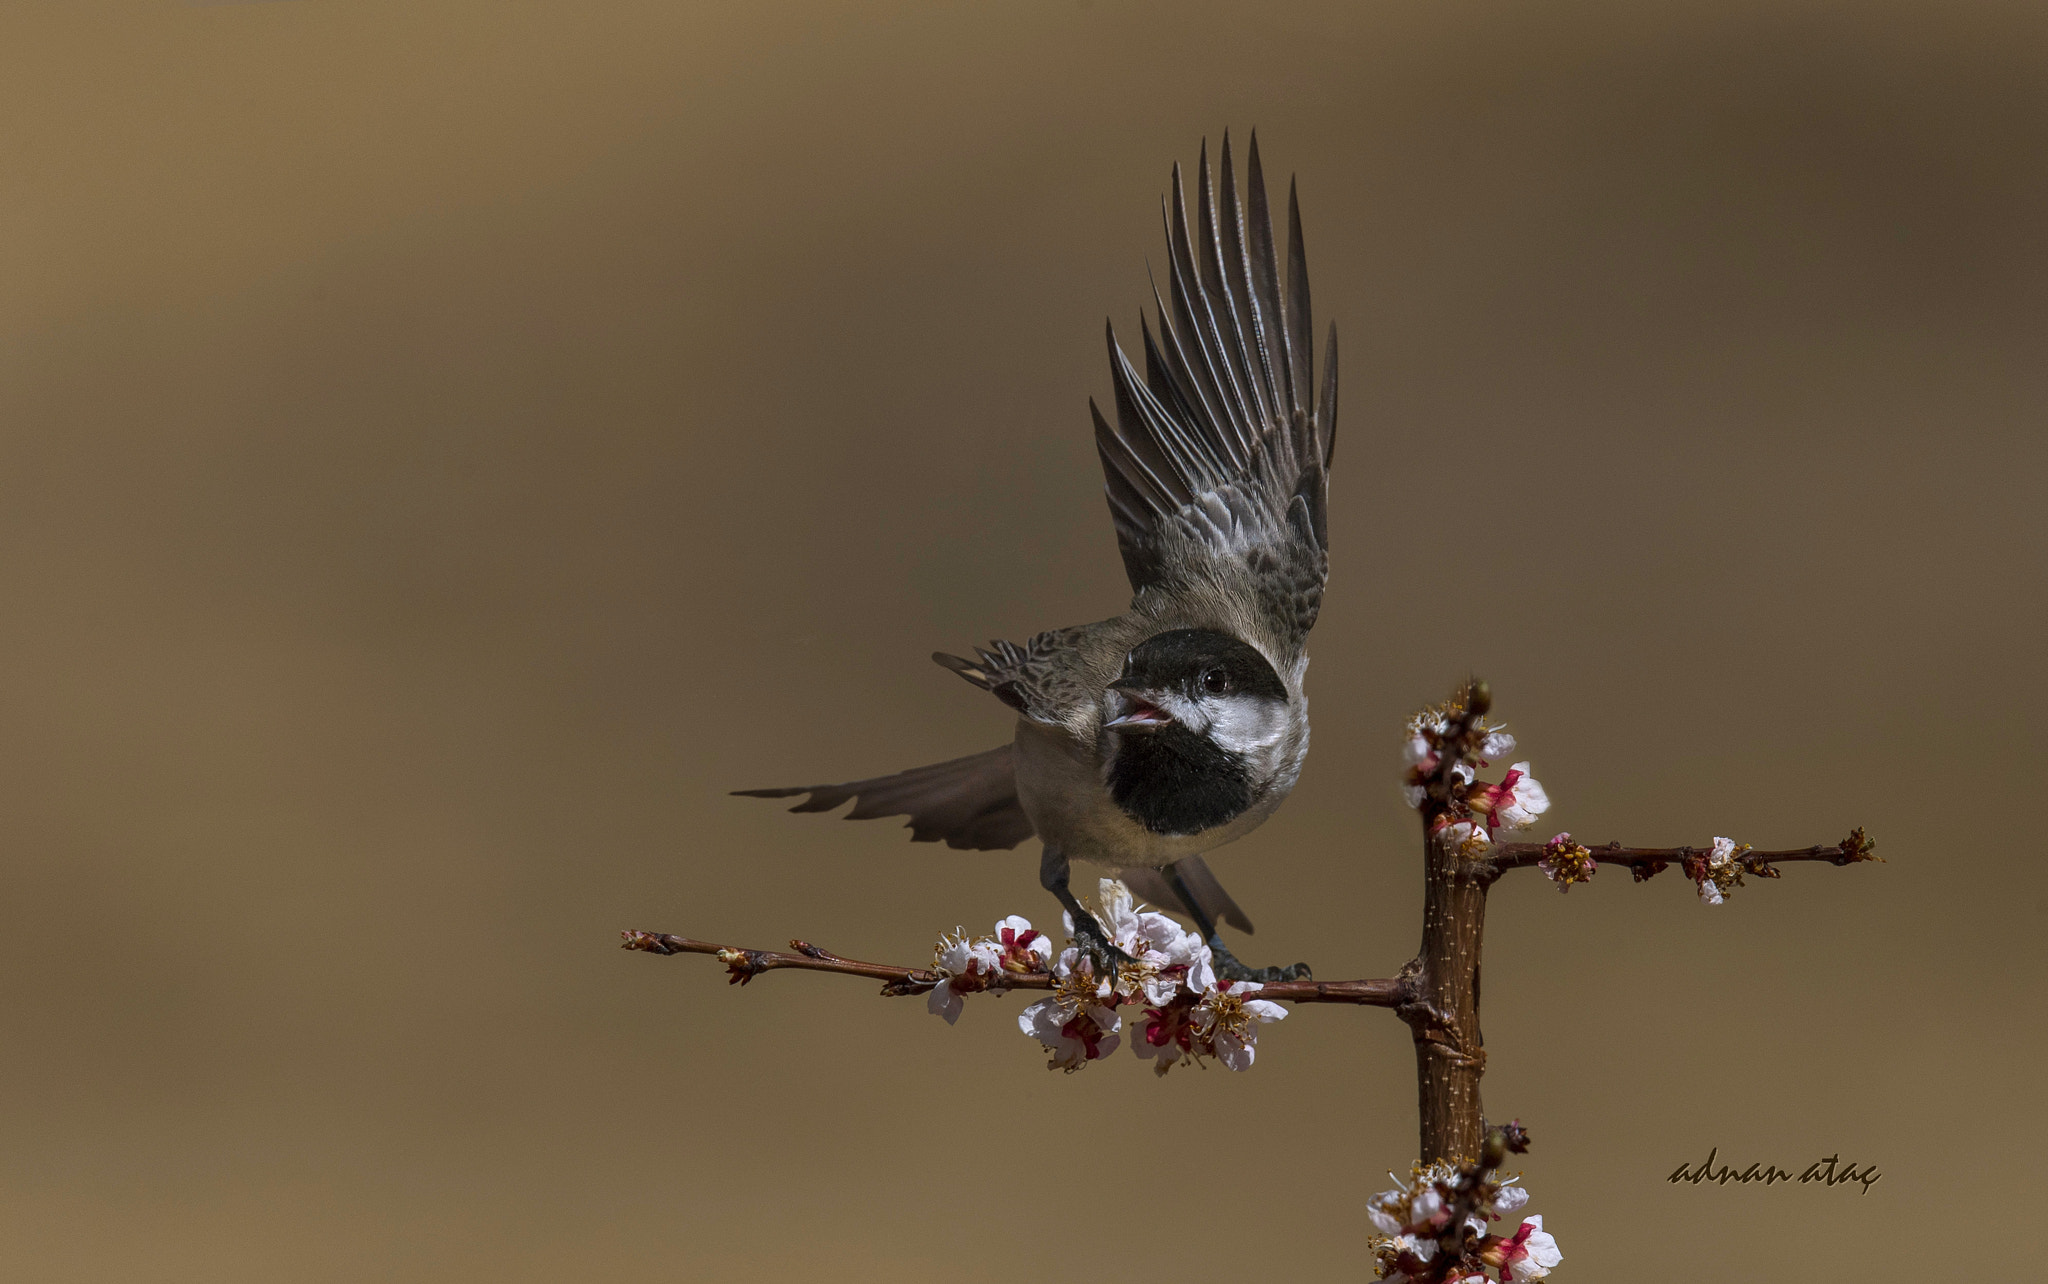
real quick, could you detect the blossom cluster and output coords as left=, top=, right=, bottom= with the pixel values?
left=1367, top=1161, right=1561, bottom=1283
left=1685, top=837, right=1751, bottom=906
left=1402, top=707, right=1551, bottom=857
left=925, top=914, right=1054, bottom=1023
left=924, top=881, right=1287, bottom=1075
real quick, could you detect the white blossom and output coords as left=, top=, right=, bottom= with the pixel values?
left=926, top=979, right=968, bottom=1023
left=1191, top=978, right=1287, bottom=1071
left=925, top=931, right=1003, bottom=1024
left=1018, top=956, right=1122, bottom=1071
left=1391, top=1234, right=1436, bottom=1263
left=1487, top=1214, right=1562, bottom=1282
left=1480, top=730, right=1517, bottom=759
left=1409, top=1185, right=1444, bottom=1229
left=1691, top=836, right=1749, bottom=906
left=1068, top=879, right=1216, bottom=1004
left=1472, top=762, right=1549, bottom=832
left=1132, top=997, right=1197, bottom=1074
left=1435, top=820, right=1492, bottom=858
left=991, top=915, right=1053, bottom=972
left=1136, top=913, right=1215, bottom=1002
left=1512, top=1215, right=1561, bottom=1280
left=1492, top=1182, right=1530, bottom=1215
left=936, top=935, right=1001, bottom=976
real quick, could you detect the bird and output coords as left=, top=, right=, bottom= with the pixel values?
left=737, top=132, right=1338, bottom=982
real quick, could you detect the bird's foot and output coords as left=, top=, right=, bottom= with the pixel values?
left=1068, top=910, right=1136, bottom=985
left=1208, top=936, right=1312, bottom=984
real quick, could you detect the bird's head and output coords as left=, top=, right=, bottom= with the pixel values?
left=1104, top=628, right=1290, bottom=753
left=1100, top=628, right=1294, bottom=837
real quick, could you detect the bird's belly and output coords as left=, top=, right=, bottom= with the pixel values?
left=1012, top=721, right=1275, bottom=868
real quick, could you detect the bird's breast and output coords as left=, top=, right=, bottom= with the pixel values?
left=1105, top=724, right=1255, bottom=837
left=1010, top=716, right=1300, bottom=866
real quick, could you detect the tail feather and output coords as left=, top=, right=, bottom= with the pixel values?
left=734, top=745, right=1033, bottom=852
left=1120, top=855, right=1255, bottom=936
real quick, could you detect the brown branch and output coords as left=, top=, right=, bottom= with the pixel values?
left=620, top=932, right=948, bottom=995
left=620, top=930, right=1408, bottom=1007
left=1483, top=827, right=1879, bottom=883
left=1410, top=681, right=1494, bottom=1163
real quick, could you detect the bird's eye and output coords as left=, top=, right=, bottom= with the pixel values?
left=1202, top=668, right=1230, bottom=694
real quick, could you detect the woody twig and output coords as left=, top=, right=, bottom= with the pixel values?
left=623, top=677, right=1879, bottom=1280
left=620, top=930, right=1407, bottom=1006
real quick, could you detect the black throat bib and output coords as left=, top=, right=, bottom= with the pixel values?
left=1107, top=723, right=1254, bottom=837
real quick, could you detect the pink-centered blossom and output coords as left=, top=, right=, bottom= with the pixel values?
left=1018, top=954, right=1121, bottom=1071
left=1133, top=993, right=1199, bottom=1075
left=1483, top=1214, right=1562, bottom=1281
left=1402, top=709, right=1513, bottom=812
left=1137, top=981, right=1277, bottom=1076
left=926, top=915, right=1053, bottom=1023
left=926, top=931, right=1004, bottom=1024
left=1371, top=1162, right=1554, bottom=1283
left=1470, top=762, right=1550, bottom=833
left=992, top=914, right=1053, bottom=973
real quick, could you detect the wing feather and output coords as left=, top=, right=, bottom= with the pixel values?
left=931, top=626, right=1094, bottom=724
left=1095, top=131, right=1341, bottom=653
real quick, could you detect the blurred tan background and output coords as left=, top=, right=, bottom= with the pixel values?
left=3, top=1, right=2043, bottom=1279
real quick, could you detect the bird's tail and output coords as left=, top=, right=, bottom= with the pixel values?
left=1120, top=855, right=1255, bottom=935
left=733, top=745, right=1034, bottom=852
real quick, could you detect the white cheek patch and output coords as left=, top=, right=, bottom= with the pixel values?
left=1158, top=691, right=1208, bottom=732
left=1206, top=694, right=1289, bottom=754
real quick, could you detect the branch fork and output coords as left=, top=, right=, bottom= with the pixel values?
left=623, top=678, right=1878, bottom=1176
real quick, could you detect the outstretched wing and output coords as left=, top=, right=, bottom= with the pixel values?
left=733, top=745, right=1034, bottom=851
left=1092, top=132, right=1339, bottom=651
left=930, top=625, right=1093, bottom=725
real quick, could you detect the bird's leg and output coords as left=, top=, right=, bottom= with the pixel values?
left=1040, top=847, right=1133, bottom=983
left=1166, top=864, right=1312, bottom=984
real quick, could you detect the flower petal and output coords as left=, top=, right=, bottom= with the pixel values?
left=1214, top=1029, right=1254, bottom=1071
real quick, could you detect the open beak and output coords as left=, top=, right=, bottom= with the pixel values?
left=1104, top=683, right=1174, bottom=732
